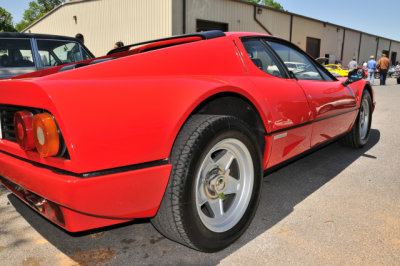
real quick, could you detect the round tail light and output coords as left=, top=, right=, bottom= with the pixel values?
left=14, top=111, right=35, bottom=150
left=32, top=113, right=60, bottom=157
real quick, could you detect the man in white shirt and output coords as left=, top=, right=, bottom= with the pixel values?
left=349, top=57, right=358, bottom=70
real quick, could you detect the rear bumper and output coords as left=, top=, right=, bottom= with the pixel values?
left=0, top=150, right=171, bottom=232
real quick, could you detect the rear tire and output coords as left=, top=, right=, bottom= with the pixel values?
left=341, top=90, right=372, bottom=148
left=151, top=115, right=262, bottom=252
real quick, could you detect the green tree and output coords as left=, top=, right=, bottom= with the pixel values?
left=245, top=0, right=284, bottom=11
left=0, top=7, right=16, bottom=32
left=15, top=0, right=65, bottom=32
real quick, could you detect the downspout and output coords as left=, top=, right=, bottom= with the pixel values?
left=357, top=32, right=362, bottom=61
left=388, top=40, right=392, bottom=64
left=182, top=0, right=186, bottom=34
left=375, top=37, right=380, bottom=60
left=341, top=28, right=346, bottom=62
left=253, top=6, right=272, bottom=35
left=289, top=14, right=293, bottom=42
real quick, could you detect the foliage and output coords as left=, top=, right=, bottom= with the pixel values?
left=0, top=7, right=16, bottom=32
left=244, top=0, right=284, bottom=11
left=15, top=0, right=65, bottom=32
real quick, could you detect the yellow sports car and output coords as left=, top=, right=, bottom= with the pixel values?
left=324, top=64, right=349, bottom=77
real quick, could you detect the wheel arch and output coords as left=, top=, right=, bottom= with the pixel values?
left=174, top=92, right=268, bottom=157
left=363, top=82, right=374, bottom=108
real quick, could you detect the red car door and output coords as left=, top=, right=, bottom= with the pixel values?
left=297, top=80, right=357, bottom=146
left=240, top=38, right=312, bottom=168
left=266, top=40, right=357, bottom=147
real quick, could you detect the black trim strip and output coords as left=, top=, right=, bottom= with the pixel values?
left=0, top=149, right=169, bottom=178
left=81, top=159, right=169, bottom=178
left=264, top=131, right=348, bottom=176
left=107, top=30, right=225, bottom=55
left=1, top=108, right=358, bottom=178
left=266, top=108, right=359, bottom=136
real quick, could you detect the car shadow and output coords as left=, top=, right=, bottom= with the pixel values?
left=6, top=129, right=380, bottom=265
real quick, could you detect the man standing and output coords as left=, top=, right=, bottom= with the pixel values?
left=377, top=53, right=390, bottom=85
left=75, top=33, right=84, bottom=44
left=349, top=57, right=358, bottom=71
left=367, top=55, right=377, bottom=85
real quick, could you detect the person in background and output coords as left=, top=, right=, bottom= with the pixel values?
left=377, top=53, right=390, bottom=85
left=68, top=33, right=84, bottom=63
left=349, top=57, right=357, bottom=71
left=75, top=33, right=84, bottom=44
left=114, top=41, right=124, bottom=49
left=367, top=55, right=377, bottom=85
left=362, top=61, right=367, bottom=69
left=395, top=61, right=400, bottom=71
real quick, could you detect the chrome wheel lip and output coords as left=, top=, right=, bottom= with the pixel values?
left=359, top=97, right=370, bottom=140
left=195, top=138, right=254, bottom=233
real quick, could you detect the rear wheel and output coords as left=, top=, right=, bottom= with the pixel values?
left=151, top=115, right=262, bottom=252
left=341, top=90, right=372, bottom=148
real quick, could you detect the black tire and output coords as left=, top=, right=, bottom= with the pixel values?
left=375, top=72, right=380, bottom=79
left=151, top=115, right=262, bottom=252
left=341, top=90, right=372, bottom=148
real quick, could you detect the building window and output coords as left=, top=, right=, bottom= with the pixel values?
left=196, top=19, right=228, bottom=32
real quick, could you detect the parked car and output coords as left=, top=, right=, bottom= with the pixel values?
left=388, top=66, right=395, bottom=77
left=374, top=67, right=393, bottom=79
left=324, top=64, right=349, bottom=77
left=0, top=32, right=94, bottom=79
left=0, top=31, right=374, bottom=252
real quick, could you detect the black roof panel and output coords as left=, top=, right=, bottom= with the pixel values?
left=0, top=32, right=78, bottom=42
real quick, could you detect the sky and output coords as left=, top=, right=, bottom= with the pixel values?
left=0, top=0, right=398, bottom=41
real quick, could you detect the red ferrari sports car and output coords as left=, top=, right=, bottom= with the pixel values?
left=0, top=31, right=374, bottom=252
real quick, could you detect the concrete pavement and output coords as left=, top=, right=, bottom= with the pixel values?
left=0, top=79, right=399, bottom=265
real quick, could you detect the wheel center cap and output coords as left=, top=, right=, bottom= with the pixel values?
left=204, top=166, right=230, bottom=199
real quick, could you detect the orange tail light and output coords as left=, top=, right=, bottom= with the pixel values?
left=32, top=113, right=60, bottom=157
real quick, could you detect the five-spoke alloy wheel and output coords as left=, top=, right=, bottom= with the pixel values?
left=151, top=115, right=262, bottom=252
left=342, top=89, right=373, bottom=148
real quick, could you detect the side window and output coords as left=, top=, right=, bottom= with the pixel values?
left=0, top=38, right=35, bottom=68
left=38, top=50, right=51, bottom=66
left=242, top=39, right=285, bottom=78
left=267, top=41, right=325, bottom=81
left=81, top=48, right=91, bottom=60
left=37, top=39, right=83, bottom=67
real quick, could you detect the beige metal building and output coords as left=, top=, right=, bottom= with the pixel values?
left=24, top=0, right=399, bottom=65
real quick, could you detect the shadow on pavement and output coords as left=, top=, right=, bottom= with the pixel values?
left=7, top=129, right=380, bottom=265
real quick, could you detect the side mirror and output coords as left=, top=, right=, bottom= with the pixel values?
left=342, top=68, right=365, bottom=86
